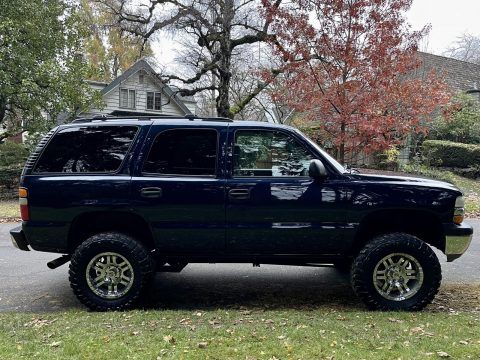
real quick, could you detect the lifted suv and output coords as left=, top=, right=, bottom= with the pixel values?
left=10, top=116, right=473, bottom=311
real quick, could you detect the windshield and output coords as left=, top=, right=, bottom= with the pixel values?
left=294, top=129, right=346, bottom=174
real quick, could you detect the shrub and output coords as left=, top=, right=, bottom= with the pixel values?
left=452, top=165, right=480, bottom=180
left=0, top=141, right=28, bottom=199
left=372, top=145, right=400, bottom=171
left=430, top=93, right=480, bottom=144
left=0, top=141, right=28, bottom=167
left=422, top=140, right=480, bottom=168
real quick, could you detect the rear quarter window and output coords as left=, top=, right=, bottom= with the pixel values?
left=33, top=125, right=138, bottom=173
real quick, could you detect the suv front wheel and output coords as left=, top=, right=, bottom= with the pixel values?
left=69, top=232, right=154, bottom=311
left=351, top=233, right=441, bottom=311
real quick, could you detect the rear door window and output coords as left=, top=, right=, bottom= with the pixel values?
left=143, top=129, right=218, bottom=176
left=33, top=126, right=138, bottom=173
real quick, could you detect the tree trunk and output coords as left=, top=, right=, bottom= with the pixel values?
left=215, top=0, right=234, bottom=119
left=0, top=96, right=7, bottom=125
left=339, top=120, right=346, bottom=164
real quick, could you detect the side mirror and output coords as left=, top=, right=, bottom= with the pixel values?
left=309, top=159, right=327, bottom=180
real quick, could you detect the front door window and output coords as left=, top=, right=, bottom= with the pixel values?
left=233, top=130, right=314, bottom=177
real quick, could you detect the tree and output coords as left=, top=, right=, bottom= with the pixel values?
left=263, top=0, right=450, bottom=163
left=0, top=0, right=100, bottom=141
left=80, top=0, right=153, bottom=82
left=445, top=32, right=480, bottom=64
left=98, top=0, right=288, bottom=118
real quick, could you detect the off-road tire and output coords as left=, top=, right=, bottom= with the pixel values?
left=69, top=232, right=155, bottom=311
left=351, top=233, right=441, bottom=311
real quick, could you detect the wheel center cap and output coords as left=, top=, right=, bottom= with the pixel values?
left=106, top=266, right=120, bottom=282
left=387, top=267, right=401, bottom=279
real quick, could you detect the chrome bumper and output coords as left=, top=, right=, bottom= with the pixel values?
left=445, top=234, right=472, bottom=262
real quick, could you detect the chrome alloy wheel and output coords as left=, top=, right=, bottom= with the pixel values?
left=373, top=253, right=424, bottom=301
left=86, top=252, right=134, bottom=299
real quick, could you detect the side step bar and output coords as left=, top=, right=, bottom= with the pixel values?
left=47, top=255, right=71, bottom=269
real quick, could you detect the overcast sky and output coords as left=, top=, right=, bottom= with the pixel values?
left=153, top=0, right=480, bottom=66
left=407, top=0, right=480, bottom=54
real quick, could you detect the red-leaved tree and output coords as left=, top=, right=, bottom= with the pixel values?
left=262, top=0, right=451, bottom=164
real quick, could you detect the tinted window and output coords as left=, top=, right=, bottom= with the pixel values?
left=143, top=129, right=217, bottom=176
left=34, top=126, right=138, bottom=173
left=233, top=130, right=313, bottom=177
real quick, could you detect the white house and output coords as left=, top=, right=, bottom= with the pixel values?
left=81, top=59, right=196, bottom=118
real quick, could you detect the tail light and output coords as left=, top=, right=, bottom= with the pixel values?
left=19, top=187, right=30, bottom=221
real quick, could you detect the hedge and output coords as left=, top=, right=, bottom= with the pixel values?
left=0, top=165, right=22, bottom=200
left=422, top=140, right=480, bottom=168
left=0, top=141, right=28, bottom=200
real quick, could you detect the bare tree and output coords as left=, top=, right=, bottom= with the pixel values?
left=98, top=0, right=286, bottom=119
left=445, top=32, right=480, bottom=64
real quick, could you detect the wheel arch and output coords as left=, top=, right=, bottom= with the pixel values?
left=352, top=209, right=446, bottom=254
left=67, top=211, right=155, bottom=252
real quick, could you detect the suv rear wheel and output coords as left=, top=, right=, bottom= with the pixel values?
left=351, top=233, right=441, bottom=311
left=69, top=232, right=154, bottom=311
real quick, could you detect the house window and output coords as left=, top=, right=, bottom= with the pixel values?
left=139, top=73, right=144, bottom=84
left=120, top=88, right=136, bottom=109
left=147, top=92, right=162, bottom=111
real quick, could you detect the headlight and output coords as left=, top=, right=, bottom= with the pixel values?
left=453, top=196, right=465, bottom=225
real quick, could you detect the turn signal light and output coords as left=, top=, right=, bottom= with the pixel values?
left=19, top=188, right=28, bottom=198
left=19, top=187, right=30, bottom=221
left=453, top=214, right=464, bottom=225
left=453, top=196, right=465, bottom=225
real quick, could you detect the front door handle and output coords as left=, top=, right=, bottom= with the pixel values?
left=228, top=188, right=250, bottom=200
left=140, top=187, right=162, bottom=198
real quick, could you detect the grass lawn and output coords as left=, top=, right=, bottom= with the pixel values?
left=0, top=308, right=479, bottom=359
left=0, top=200, right=19, bottom=221
left=451, top=174, right=480, bottom=216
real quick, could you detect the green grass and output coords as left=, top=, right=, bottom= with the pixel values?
left=0, top=308, right=479, bottom=359
left=0, top=200, right=19, bottom=220
left=452, top=174, right=480, bottom=215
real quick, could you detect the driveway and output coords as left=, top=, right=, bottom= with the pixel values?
left=0, top=220, right=478, bottom=312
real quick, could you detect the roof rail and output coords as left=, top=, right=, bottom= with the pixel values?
left=185, top=114, right=233, bottom=122
left=71, top=114, right=234, bottom=123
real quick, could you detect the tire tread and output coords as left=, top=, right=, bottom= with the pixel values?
left=69, top=232, right=154, bottom=311
left=351, top=233, right=441, bottom=311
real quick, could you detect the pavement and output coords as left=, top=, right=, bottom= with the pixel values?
left=0, top=220, right=479, bottom=312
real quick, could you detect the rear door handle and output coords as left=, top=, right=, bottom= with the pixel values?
left=228, top=188, right=250, bottom=200
left=140, top=187, right=162, bottom=198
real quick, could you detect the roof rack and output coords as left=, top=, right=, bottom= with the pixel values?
left=72, top=114, right=158, bottom=123
left=72, top=114, right=234, bottom=123
left=185, top=114, right=233, bottom=122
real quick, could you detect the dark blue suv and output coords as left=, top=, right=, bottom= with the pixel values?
left=10, top=116, right=473, bottom=311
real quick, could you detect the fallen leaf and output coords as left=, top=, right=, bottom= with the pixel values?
left=163, top=335, right=175, bottom=345
left=197, top=342, right=208, bottom=349
left=49, top=341, right=61, bottom=348
left=436, top=351, right=450, bottom=358
left=410, top=326, right=424, bottom=334
left=388, top=318, right=404, bottom=323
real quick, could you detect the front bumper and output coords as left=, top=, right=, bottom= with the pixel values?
left=443, top=222, right=473, bottom=262
left=10, top=225, right=30, bottom=251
